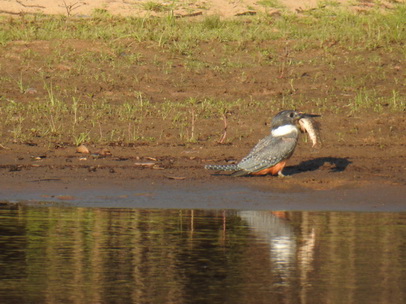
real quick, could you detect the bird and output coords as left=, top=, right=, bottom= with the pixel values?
left=205, top=110, right=320, bottom=177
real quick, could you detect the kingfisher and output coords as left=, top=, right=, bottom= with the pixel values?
left=205, top=110, right=320, bottom=177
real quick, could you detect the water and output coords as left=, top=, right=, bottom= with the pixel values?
left=1, top=204, right=406, bottom=304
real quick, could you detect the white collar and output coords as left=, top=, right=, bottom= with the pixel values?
left=271, top=124, right=298, bottom=137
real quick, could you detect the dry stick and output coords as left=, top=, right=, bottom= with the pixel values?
left=175, top=12, right=203, bottom=18
left=60, top=0, right=86, bottom=17
left=16, top=0, right=45, bottom=8
left=98, top=122, right=103, bottom=142
left=278, top=45, right=290, bottom=79
left=190, top=108, right=195, bottom=141
left=122, top=0, right=138, bottom=4
left=0, top=10, right=22, bottom=15
left=218, top=112, right=228, bottom=144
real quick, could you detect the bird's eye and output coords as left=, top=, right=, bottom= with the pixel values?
left=289, top=112, right=294, bottom=118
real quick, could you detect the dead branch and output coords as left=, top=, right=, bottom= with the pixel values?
left=218, top=112, right=228, bottom=144
left=59, top=0, right=86, bottom=17
left=16, top=0, right=45, bottom=8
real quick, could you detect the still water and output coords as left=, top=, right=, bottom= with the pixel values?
left=1, top=204, right=406, bottom=304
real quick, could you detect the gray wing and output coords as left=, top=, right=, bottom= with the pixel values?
left=234, top=135, right=298, bottom=175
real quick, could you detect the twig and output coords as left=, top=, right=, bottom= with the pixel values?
left=175, top=12, right=203, bottom=18
left=59, top=0, right=86, bottom=17
left=0, top=10, right=22, bottom=15
left=278, top=44, right=290, bottom=79
left=16, top=0, right=45, bottom=8
left=218, top=112, right=228, bottom=144
left=190, top=108, right=195, bottom=141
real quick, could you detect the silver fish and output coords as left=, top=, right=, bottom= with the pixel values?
left=299, top=117, right=322, bottom=148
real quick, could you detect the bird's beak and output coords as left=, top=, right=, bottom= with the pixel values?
left=298, top=112, right=321, bottom=119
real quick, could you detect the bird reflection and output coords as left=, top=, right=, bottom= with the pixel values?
left=239, top=211, right=316, bottom=287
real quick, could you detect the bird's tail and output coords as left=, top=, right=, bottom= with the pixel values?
left=205, top=164, right=240, bottom=171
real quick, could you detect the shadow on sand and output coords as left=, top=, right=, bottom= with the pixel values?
left=286, top=157, right=352, bottom=176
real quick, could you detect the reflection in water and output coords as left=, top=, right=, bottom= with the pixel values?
left=0, top=204, right=405, bottom=304
left=239, top=211, right=316, bottom=290
left=239, top=211, right=297, bottom=286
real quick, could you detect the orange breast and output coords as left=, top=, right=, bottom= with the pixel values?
left=250, top=160, right=287, bottom=176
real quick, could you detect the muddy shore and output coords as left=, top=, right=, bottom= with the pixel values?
left=1, top=133, right=405, bottom=208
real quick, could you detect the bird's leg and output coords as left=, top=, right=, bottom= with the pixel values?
left=277, top=169, right=292, bottom=178
left=275, top=160, right=290, bottom=178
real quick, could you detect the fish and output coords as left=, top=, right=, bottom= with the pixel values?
left=298, top=116, right=322, bottom=148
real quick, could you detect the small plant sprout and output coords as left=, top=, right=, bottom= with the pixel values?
left=74, top=132, right=90, bottom=146
left=17, top=71, right=25, bottom=93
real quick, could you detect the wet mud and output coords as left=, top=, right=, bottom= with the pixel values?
left=1, top=141, right=405, bottom=211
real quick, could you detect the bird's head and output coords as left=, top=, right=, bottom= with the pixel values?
left=271, top=110, right=320, bottom=136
